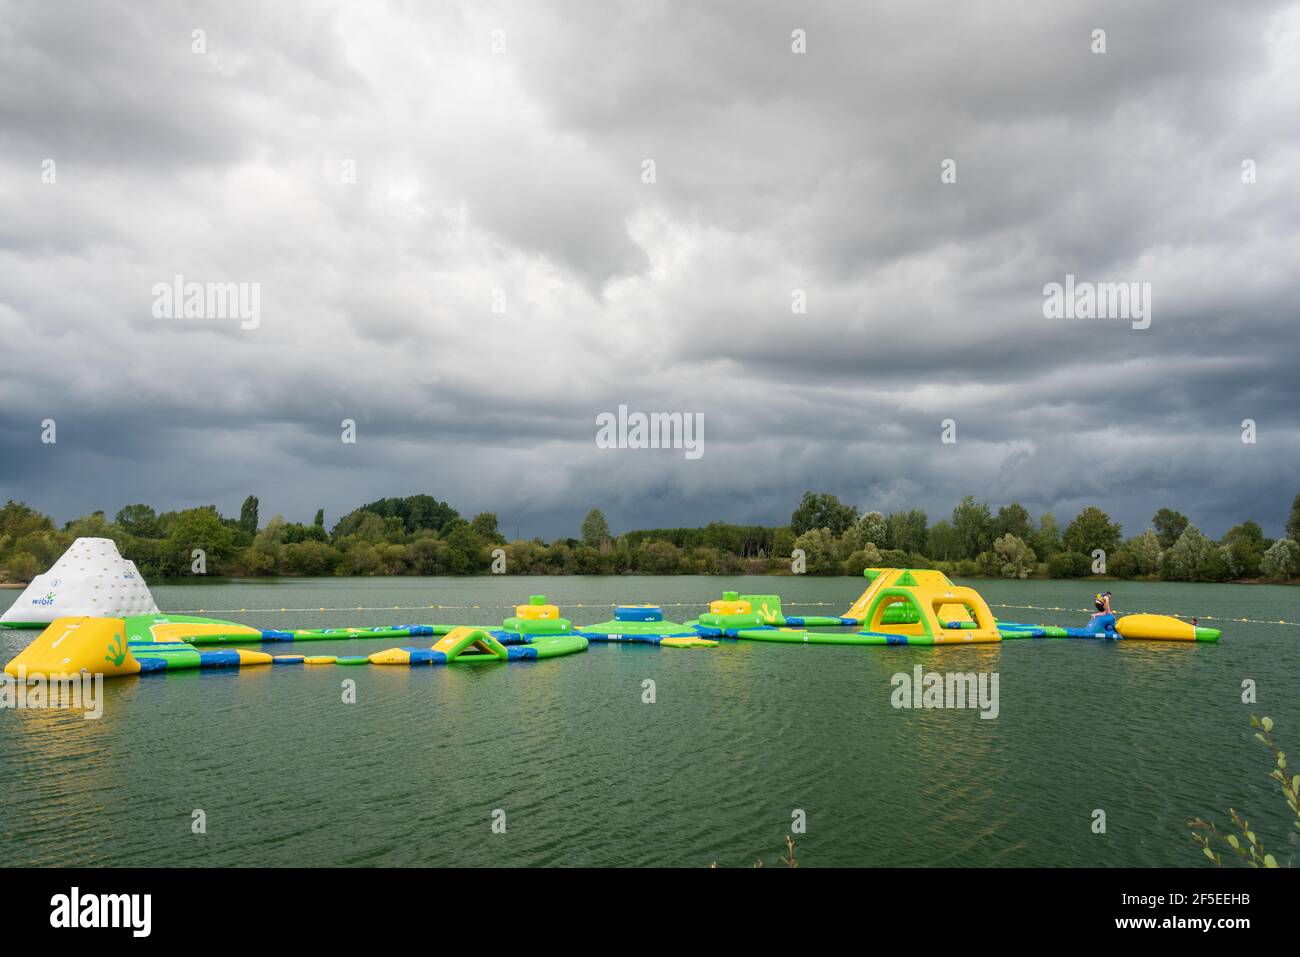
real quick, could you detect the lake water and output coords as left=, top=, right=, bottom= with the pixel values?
left=1, top=576, right=1296, bottom=867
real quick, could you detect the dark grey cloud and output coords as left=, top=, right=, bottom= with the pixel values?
left=1, top=0, right=1297, bottom=541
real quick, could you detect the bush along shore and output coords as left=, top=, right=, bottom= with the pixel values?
left=1, top=492, right=1298, bottom=584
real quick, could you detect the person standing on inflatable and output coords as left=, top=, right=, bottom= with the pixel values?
left=1089, top=591, right=1119, bottom=638
left=1092, top=591, right=1113, bottom=618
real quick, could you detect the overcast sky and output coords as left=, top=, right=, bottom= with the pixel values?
left=1, top=1, right=1297, bottom=541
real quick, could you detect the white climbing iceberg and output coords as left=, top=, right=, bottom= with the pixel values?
left=1, top=537, right=159, bottom=627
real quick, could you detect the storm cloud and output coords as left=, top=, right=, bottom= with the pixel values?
left=1, top=0, right=1297, bottom=539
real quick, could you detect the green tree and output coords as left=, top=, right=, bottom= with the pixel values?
left=988, top=534, right=1036, bottom=579
left=0, top=500, right=56, bottom=540
left=791, top=527, right=838, bottom=575
left=950, top=496, right=993, bottom=559
left=314, top=509, right=325, bottom=529
left=333, top=495, right=459, bottom=537
left=2, top=552, right=40, bottom=582
left=1220, top=521, right=1265, bottom=579
left=854, top=511, right=888, bottom=549
left=64, top=510, right=113, bottom=541
left=790, top=492, right=858, bottom=537
left=992, top=503, right=1033, bottom=543
left=635, top=540, right=682, bottom=574
left=1161, top=525, right=1213, bottom=581
left=580, top=509, right=612, bottom=548
left=771, top=526, right=795, bottom=561
left=1197, top=547, right=1231, bottom=582
left=1032, top=513, right=1063, bottom=559
left=163, top=507, right=236, bottom=575
left=443, top=523, right=484, bottom=575
left=345, top=512, right=387, bottom=544
left=115, top=504, right=161, bottom=538
left=885, top=509, right=928, bottom=554
left=348, top=543, right=382, bottom=575
left=1222, top=520, right=1265, bottom=548
left=1111, top=529, right=1162, bottom=579
left=1260, top=539, right=1298, bottom=581
left=282, top=521, right=327, bottom=544
left=1063, top=506, right=1121, bottom=558
left=1152, top=508, right=1190, bottom=550
left=282, top=540, right=338, bottom=576
left=1046, top=551, right=1091, bottom=578
left=239, top=495, right=259, bottom=535
left=926, top=519, right=959, bottom=561
left=471, top=512, right=505, bottom=544
left=1286, top=495, right=1300, bottom=543
left=842, top=543, right=884, bottom=575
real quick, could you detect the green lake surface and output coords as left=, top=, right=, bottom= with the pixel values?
left=1, top=576, right=1296, bottom=867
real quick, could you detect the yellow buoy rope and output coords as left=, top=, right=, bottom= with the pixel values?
left=166, top=598, right=1294, bottom=626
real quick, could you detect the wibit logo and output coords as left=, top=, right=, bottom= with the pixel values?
left=31, top=591, right=57, bottom=607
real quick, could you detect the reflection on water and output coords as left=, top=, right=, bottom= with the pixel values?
left=0, top=576, right=1296, bottom=867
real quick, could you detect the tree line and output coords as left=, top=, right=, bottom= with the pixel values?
left=1, top=491, right=1298, bottom=583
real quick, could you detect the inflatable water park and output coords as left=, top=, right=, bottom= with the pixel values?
left=1, top=539, right=1221, bottom=681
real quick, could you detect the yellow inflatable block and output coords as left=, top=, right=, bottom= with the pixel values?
left=514, top=603, right=561, bottom=620
left=660, top=636, right=719, bottom=648
left=369, top=648, right=412, bottom=665
left=432, top=627, right=507, bottom=660
left=842, top=569, right=891, bottom=620
left=236, top=649, right=274, bottom=666
left=1115, top=614, right=1196, bottom=641
left=147, top=621, right=262, bottom=643
left=932, top=631, right=1001, bottom=644
left=709, top=599, right=751, bottom=615
left=432, top=626, right=477, bottom=655
left=938, top=603, right=974, bottom=623
left=4, top=617, right=139, bottom=678
left=303, top=655, right=337, bottom=665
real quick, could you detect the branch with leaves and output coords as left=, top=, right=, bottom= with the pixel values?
left=1188, top=715, right=1296, bottom=868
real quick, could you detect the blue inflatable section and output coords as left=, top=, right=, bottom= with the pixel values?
left=614, top=606, right=663, bottom=623
left=580, top=629, right=698, bottom=644
left=488, top=629, right=535, bottom=646
left=1070, top=614, right=1121, bottom=639
left=197, top=650, right=243, bottom=668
